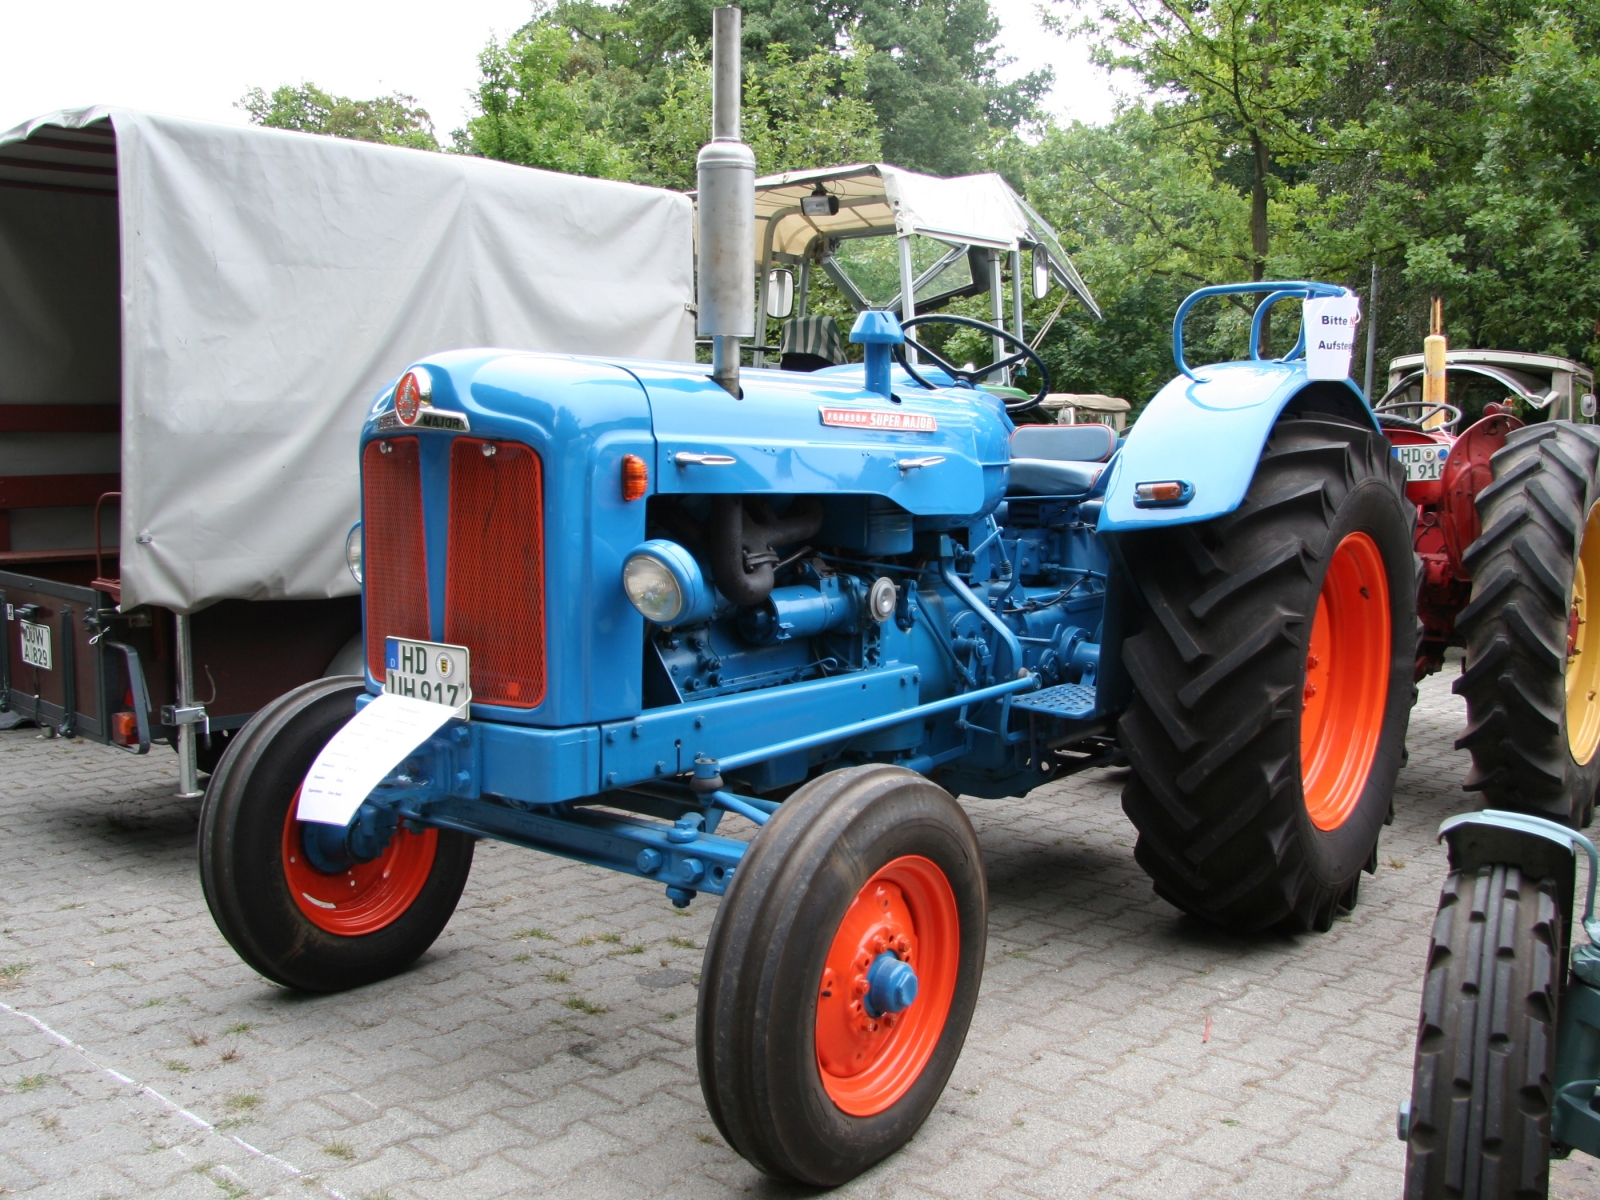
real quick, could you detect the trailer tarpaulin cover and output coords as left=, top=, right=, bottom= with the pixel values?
left=0, top=107, right=695, bottom=612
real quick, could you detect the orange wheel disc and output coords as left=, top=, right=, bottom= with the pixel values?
left=815, top=855, right=960, bottom=1117
left=281, top=790, right=438, bottom=936
left=1300, top=531, right=1391, bottom=830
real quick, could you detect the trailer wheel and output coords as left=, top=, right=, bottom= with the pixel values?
left=1118, top=417, right=1416, bottom=931
left=197, top=677, right=474, bottom=991
left=1403, top=863, right=1562, bottom=1199
left=697, top=764, right=985, bottom=1185
left=1456, top=422, right=1600, bottom=827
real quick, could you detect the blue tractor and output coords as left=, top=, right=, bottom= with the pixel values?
left=197, top=9, right=1416, bottom=1185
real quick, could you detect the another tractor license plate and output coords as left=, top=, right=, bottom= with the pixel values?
left=384, top=637, right=471, bottom=710
left=19, top=620, right=50, bottom=669
left=1396, top=444, right=1446, bottom=482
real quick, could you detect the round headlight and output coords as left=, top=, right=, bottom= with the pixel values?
left=345, top=523, right=363, bottom=585
left=622, top=540, right=715, bottom=626
left=624, top=554, right=684, bottom=623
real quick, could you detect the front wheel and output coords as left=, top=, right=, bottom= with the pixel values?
left=197, top=677, right=474, bottom=991
left=697, top=765, right=986, bottom=1185
left=1117, top=417, right=1417, bottom=931
left=1403, top=864, right=1563, bottom=1198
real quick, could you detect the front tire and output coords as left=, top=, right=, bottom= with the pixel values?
left=1403, top=864, right=1563, bottom=1198
left=198, top=678, right=474, bottom=992
left=697, top=765, right=986, bottom=1185
left=1117, top=417, right=1416, bottom=931
left=1456, top=422, right=1600, bottom=827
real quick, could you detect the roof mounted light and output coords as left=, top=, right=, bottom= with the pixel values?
left=802, top=185, right=839, bottom=218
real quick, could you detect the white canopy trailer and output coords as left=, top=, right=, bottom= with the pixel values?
left=0, top=107, right=694, bottom=792
left=747, top=163, right=1099, bottom=372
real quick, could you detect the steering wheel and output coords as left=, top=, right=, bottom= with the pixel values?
left=892, top=314, right=1050, bottom=414
left=1374, top=397, right=1463, bottom=432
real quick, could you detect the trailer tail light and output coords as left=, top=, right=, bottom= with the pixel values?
left=445, top=438, right=546, bottom=707
left=110, top=711, right=138, bottom=746
left=363, top=437, right=431, bottom=677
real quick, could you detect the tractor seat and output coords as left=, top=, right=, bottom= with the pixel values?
left=1006, top=424, right=1116, bottom=496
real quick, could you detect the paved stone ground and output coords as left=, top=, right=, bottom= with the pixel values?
left=1, top=660, right=1596, bottom=1199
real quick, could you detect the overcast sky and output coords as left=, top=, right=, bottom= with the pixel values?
left=0, top=0, right=1123, bottom=144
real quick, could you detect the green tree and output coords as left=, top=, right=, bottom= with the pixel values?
left=239, top=83, right=439, bottom=150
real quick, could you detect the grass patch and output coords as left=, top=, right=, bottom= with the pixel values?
left=142, top=998, right=164, bottom=1008
left=667, top=936, right=697, bottom=950
left=564, top=996, right=608, bottom=1015
left=576, top=935, right=596, bottom=946
left=544, top=969, right=571, bottom=984
left=0, top=962, right=29, bottom=986
left=18, top=1074, right=47, bottom=1091
left=39, top=1113, right=60, bottom=1130
left=187, top=1029, right=210, bottom=1047
left=615, top=944, right=645, bottom=956
left=512, top=927, right=553, bottom=941
left=511, top=953, right=531, bottom=964
left=164, top=1060, right=191, bottom=1074
left=224, top=1022, right=254, bottom=1035
left=223, top=1093, right=261, bottom=1112
left=322, top=1140, right=357, bottom=1161
left=219, top=1049, right=240, bottom=1063
left=596, top=932, right=622, bottom=944
left=57, top=903, right=85, bottom=911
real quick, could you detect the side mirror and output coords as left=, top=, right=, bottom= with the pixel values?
left=766, top=268, right=795, bottom=319
left=1031, top=250, right=1051, bottom=301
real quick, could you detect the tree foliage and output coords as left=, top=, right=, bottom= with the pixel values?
left=239, top=83, right=439, bottom=150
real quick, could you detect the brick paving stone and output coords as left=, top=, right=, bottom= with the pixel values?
left=0, top=654, right=1596, bottom=1197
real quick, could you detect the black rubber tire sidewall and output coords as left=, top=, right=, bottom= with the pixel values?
left=697, top=765, right=986, bottom=1186
left=197, top=678, right=474, bottom=992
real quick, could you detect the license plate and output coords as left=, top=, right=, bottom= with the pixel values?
left=384, top=638, right=471, bottom=711
left=19, top=620, right=50, bottom=670
left=1395, top=443, right=1447, bottom=482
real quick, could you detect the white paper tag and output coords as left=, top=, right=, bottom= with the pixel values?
left=295, top=692, right=457, bottom=827
left=1304, top=294, right=1362, bottom=381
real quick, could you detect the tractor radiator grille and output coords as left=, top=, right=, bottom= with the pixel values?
left=445, top=438, right=546, bottom=708
left=362, top=437, right=431, bottom=678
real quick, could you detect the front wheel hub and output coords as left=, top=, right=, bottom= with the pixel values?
left=864, top=952, right=919, bottom=1018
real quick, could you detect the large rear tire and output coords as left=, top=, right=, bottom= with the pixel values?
left=1455, top=421, right=1600, bottom=828
left=198, top=677, right=475, bottom=992
left=1403, top=863, right=1562, bottom=1199
left=1117, top=417, right=1416, bottom=931
left=697, top=765, right=986, bottom=1186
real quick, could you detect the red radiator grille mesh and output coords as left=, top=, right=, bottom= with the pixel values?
left=362, top=438, right=431, bottom=678
left=445, top=439, right=546, bottom=708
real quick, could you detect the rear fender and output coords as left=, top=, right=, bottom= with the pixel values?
left=1439, top=412, right=1522, bottom=576
left=1098, top=362, right=1376, bottom=532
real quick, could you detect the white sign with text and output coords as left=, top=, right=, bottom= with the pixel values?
left=295, top=692, right=456, bottom=827
left=1304, top=294, right=1362, bottom=381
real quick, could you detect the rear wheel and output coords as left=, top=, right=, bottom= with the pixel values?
left=1117, top=417, right=1416, bottom=931
left=197, top=677, right=474, bottom=991
left=697, top=765, right=986, bottom=1185
left=1403, top=864, right=1562, bottom=1198
left=1456, top=422, right=1600, bottom=827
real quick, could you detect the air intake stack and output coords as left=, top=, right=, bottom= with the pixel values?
left=696, top=6, right=756, bottom=396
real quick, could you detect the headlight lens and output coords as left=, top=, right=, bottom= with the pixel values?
left=345, top=523, right=363, bottom=584
left=623, top=553, right=683, bottom=623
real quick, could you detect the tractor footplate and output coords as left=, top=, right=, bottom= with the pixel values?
left=1010, top=683, right=1097, bottom=720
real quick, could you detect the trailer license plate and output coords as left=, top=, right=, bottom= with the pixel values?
left=19, top=620, right=50, bottom=670
left=1396, top=444, right=1446, bottom=482
left=384, top=638, right=471, bottom=710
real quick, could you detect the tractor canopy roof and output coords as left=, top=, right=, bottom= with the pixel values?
left=748, top=163, right=1099, bottom=319
left=1385, top=349, right=1594, bottom=412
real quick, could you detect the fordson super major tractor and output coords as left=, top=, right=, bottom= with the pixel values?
left=197, top=9, right=1418, bottom=1185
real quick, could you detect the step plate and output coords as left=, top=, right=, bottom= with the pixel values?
left=1011, top=683, right=1097, bottom=720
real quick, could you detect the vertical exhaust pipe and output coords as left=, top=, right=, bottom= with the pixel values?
left=697, top=6, right=755, bottom=396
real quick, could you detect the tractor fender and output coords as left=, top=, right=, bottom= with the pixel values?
left=1097, top=361, right=1376, bottom=532
left=1438, top=810, right=1582, bottom=920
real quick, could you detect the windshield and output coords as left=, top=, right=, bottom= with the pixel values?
left=827, top=235, right=975, bottom=309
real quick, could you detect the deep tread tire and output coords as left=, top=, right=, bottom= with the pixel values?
left=1404, top=864, right=1562, bottom=1199
left=198, top=678, right=474, bottom=991
left=697, top=765, right=986, bottom=1186
left=1455, top=422, right=1600, bottom=828
left=1117, top=417, right=1416, bottom=931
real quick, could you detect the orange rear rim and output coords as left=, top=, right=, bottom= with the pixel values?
left=1300, top=532, right=1391, bottom=831
left=815, top=855, right=959, bottom=1117
left=282, top=789, right=438, bottom=935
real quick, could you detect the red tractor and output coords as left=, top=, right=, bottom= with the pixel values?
left=1377, top=349, right=1600, bottom=828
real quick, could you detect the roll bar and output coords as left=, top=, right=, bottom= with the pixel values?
left=1173, top=280, right=1356, bottom=380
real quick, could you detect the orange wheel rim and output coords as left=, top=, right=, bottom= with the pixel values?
left=815, top=855, right=959, bottom=1117
left=282, top=789, right=438, bottom=936
left=1300, top=532, right=1391, bottom=831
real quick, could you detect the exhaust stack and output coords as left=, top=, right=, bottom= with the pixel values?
left=696, top=6, right=755, bottom=396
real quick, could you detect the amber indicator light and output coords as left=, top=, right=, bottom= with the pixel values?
left=621, top=454, right=649, bottom=501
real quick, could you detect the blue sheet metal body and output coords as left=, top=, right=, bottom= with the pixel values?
left=341, top=282, right=1378, bottom=903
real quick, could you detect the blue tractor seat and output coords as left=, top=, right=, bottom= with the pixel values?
left=1006, top=423, right=1116, bottom=496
